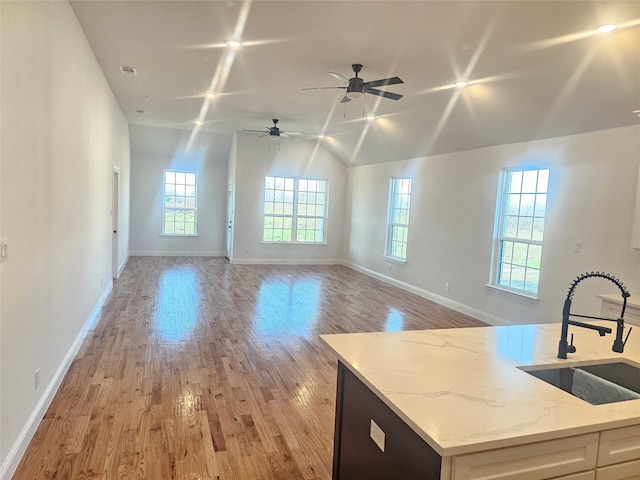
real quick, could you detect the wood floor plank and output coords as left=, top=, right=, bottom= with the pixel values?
left=12, top=258, right=485, bottom=479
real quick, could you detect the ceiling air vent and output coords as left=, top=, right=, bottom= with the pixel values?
left=119, top=65, right=137, bottom=76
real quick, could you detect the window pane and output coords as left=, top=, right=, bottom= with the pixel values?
left=507, top=194, right=520, bottom=215
left=509, top=171, right=522, bottom=193
left=504, top=216, right=518, bottom=237
left=534, top=194, right=547, bottom=217
left=492, top=168, right=549, bottom=294
left=527, top=244, right=542, bottom=269
left=501, top=241, right=513, bottom=263
left=532, top=218, right=545, bottom=241
left=516, top=216, right=532, bottom=240
left=512, top=242, right=528, bottom=267
left=386, top=178, right=412, bottom=260
left=163, top=170, right=197, bottom=235
left=521, top=170, right=538, bottom=193
left=537, top=170, right=549, bottom=193
left=262, top=176, right=327, bottom=243
left=520, top=194, right=535, bottom=216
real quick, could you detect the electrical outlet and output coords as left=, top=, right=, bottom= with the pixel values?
left=370, top=419, right=385, bottom=452
left=35, top=369, right=40, bottom=390
left=574, top=241, right=583, bottom=253
left=0, top=240, right=8, bottom=262
left=445, top=282, right=450, bottom=292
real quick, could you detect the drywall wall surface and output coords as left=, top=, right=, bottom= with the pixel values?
left=129, top=128, right=230, bottom=255
left=1, top=0, right=130, bottom=469
left=232, top=133, right=346, bottom=263
left=346, top=125, right=640, bottom=325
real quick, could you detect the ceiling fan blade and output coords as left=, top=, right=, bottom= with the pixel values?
left=340, top=95, right=351, bottom=104
left=364, top=88, right=403, bottom=101
left=328, top=71, right=350, bottom=84
left=302, top=86, right=346, bottom=91
left=362, top=76, right=404, bottom=89
left=282, top=131, right=305, bottom=136
left=281, top=132, right=305, bottom=139
left=243, top=129, right=268, bottom=134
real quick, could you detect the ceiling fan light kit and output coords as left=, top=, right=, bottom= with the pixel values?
left=242, top=119, right=307, bottom=148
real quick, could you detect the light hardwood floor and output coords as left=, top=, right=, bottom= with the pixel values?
left=13, top=257, right=486, bottom=480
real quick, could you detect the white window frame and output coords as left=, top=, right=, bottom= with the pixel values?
left=385, top=177, right=412, bottom=262
left=262, top=176, right=329, bottom=244
left=162, top=170, right=197, bottom=236
left=490, top=167, right=549, bottom=297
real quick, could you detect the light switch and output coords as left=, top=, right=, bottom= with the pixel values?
left=0, top=241, right=7, bottom=261
left=370, top=419, right=385, bottom=452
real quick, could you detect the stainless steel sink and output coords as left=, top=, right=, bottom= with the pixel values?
left=523, top=360, right=640, bottom=405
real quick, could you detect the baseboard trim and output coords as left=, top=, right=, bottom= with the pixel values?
left=129, top=250, right=225, bottom=257
left=0, top=281, right=113, bottom=480
left=116, top=254, right=130, bottom=277
left=341, top=261, right=511, bottom=326
left=230, top=258, right=342, bottom=265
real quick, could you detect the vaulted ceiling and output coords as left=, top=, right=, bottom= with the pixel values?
left=70, top=1, right=640, bottom=166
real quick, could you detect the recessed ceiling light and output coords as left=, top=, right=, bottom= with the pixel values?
left=195, top=120, right=203, bottom=126
left=456, top=80, right=469, bottom=88
left=366, top=115, right=375, bottom=121
left=205, top=91, right=216, bottom=99
left=318, top=134, right=325, bottom=139
left=597, top=24, right=617, bottom=33
left=225, top=40, right=243, bottom=48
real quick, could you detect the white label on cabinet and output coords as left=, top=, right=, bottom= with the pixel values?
left=370, top=419, right=385, bottom=452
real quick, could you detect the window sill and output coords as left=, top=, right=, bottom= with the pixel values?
left=485, top=283, right=540, bottom=302
left=383, top=255, right=407, bottom=265
left=161, top=233, right=198, bottom=237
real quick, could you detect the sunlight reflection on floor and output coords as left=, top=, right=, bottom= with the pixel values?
left=254, top=278, right=320, bottom=340
left=154, top=267, right=200, bottom=343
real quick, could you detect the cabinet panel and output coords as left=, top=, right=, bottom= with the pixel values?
left=333, top=362, right=442, bottom=480
left=553, top=472, right=596, bottom=480
left=599, top=297, right=640, bottom=326
left=596, top=459, right=640, bottom=480
left=452, top=433, right=598, bottom=480
left=598, top=425, right=640, bottom=467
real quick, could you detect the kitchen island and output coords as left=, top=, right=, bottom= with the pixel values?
left=320, top=323, right=640, bottom=480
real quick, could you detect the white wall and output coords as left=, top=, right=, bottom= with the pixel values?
left=0, top=1, right=130, bottom=475
left=129, top=128, right=231, bottom=256
left=232, top=133, right=346, bottom=264
left=345, top=126, right=640, bottom=326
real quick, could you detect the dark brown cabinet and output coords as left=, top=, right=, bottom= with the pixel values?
left=332, top=361, right=442, bottom=479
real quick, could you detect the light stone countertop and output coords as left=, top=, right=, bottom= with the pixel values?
left=320, top=322, right=640, bottom=457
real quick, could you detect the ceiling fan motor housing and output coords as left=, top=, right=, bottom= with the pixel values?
left=347, top=77, right=365, bottom=99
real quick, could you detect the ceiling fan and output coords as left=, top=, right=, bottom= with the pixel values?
left=243, top=119, right=305, bottom=139
left=303, top=64, right=404, bottom=103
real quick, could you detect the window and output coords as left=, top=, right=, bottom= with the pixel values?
left=491, top=168, right=549, bottom=295
left=163, top=170, right=197, bottom=235
left=263, top=176, right=328, bottom=243
left=385, top=177, right=412, bottom=261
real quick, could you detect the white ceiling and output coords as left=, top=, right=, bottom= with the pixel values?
left=70, top=0, right=640, bottom=166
